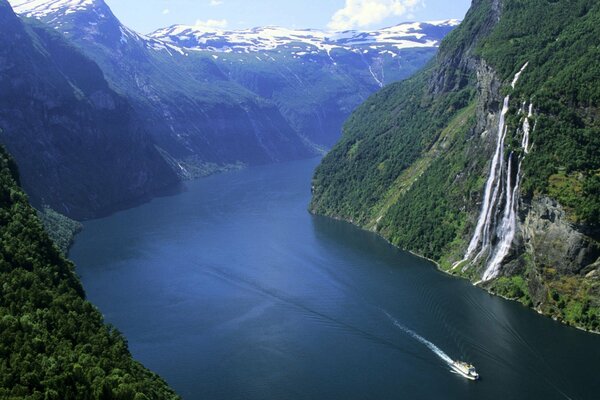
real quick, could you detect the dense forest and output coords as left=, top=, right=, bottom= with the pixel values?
left=0, top=146, right=179, bottom=399
left=311, top=0, right=599, bottom=331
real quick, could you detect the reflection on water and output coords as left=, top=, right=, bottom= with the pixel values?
left=71, top=158, right=600, bottom=400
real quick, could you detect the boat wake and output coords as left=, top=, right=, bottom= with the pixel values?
left=384, top=311, right=453, bottom=365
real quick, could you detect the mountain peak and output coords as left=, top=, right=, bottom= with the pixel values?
left=9, top=0, right=100, bottom=17
left=150, top=20, right=459, bottom=54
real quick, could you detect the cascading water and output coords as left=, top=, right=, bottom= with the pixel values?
left=483, top=155, right=522, bottom=281
left=521, top=103, right=533, bottom=153
left=454, top=63, right=534, bottom=282
left=511, top=62, right=529, bottom=89
left=458, top=96, right=511, bottom=264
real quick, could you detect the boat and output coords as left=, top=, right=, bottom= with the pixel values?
left=451, top=360, right=479, bottom=380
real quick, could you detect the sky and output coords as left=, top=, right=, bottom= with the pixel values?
left=104, top=0, right=472, bottom=34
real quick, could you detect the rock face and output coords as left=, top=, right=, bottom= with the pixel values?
left=523, top=197, right=599, bottom=276
left=1, top=0, right=457, bottom=218
left=516, top=196, right=600, bottom=325
left=311, top=0, right=600, bottom=331
left=0, top=0, right=178, bottom=219
left=8, top=0, right=457, bottom=165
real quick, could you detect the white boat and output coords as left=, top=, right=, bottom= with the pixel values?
left=451, top=360, right=479, bottom=380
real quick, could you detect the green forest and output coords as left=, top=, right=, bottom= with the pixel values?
left=311, top=0, right=600, bottom=331
left=0, top=145, right=179, bottom=399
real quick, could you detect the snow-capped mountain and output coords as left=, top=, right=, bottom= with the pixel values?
left=151, top=20, right=460, bottom=56
left=10, top=0, right=94, bottom=19
left=10, top=0, right=186, bottom=55
left=5, top=0, right=459, bottom=189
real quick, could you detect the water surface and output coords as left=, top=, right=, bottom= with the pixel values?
left=71, top=158, right=600, bottom=400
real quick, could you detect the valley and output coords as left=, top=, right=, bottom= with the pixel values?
left=1, top=0, right=599, bottom=399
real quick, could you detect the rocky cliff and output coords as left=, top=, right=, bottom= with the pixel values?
left=0, top=0, right=179, bottom=219
left=311, top=0, right=600, bottom=331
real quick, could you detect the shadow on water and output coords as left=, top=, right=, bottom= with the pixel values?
left=71, top=158, right=600, bottom=400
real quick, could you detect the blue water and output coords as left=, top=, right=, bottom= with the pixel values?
left=71, top=157, right=600, bottom=399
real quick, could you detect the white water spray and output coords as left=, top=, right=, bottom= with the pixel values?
left=483, top=156, right=522, bottom=281
left=521, top=103, right=533, bottom=153
left=455, top=63, right=534, bottom=281
left=384, top=312, right=454, bottom=365
left=462, top=96, right=510, bottom=262
left=511, top=62, right=529, bottom=89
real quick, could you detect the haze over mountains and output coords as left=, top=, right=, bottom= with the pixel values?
left=1, top=0, right=457, bottom=218
left=2, top=0, right=600, bottom=399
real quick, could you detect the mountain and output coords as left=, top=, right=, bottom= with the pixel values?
left=150, top=21, right=459, bottom=148
left=311, top=0, right=600, bottom=332
left=0, top=145, right=179, bottom=398
left=9, top=0, right=457, bottom=163
left=149, top=21, right=457, bottom=56
left=0, top=0, right=178, bottom=219
left=9, top=0, right=315, bottom=175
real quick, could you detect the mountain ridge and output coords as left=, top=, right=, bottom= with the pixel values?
left=311, top=0, right=600, bottom=332
left=3, top=0, right=458, bottom=219
left=149, top=20, right=460, bottom=55
left=0, top=0, right=179, bottom=219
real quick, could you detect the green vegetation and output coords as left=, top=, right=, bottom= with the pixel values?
left=540, top=270, right=600, bottom=331
left=37, top=207, right=82, bottom=255
left=311, top=0, right=600, bottom=331
left=0, top=146, right=179, bottom=399
left=492, top=275, right=532, bottom=306
left=310, top=0, right=491, bottom=258
left=477, top=0, right=600, bottom=225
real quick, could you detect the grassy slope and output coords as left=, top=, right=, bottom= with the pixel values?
left=0, top=146, right=179, bottom=399
left=311, top=0, right=600, bottom=331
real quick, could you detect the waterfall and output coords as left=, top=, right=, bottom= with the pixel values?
left=511, top=62, right=529, bottom=89
left=461, top=96, right=510, bottom=262
left=454, top=63, right=533, bottom=281
left=482, top=156, right=521, bottom=281
left=521, top=103, right=533, bottom=153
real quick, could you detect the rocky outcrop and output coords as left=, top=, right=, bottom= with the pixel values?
left=522, top=196, right=600, bottom=276
left=0, top=0, right=179, bottom=219
left=311, top=0, right=600, bottom=331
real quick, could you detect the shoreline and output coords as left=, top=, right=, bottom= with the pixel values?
left=312, top=210, right=600, bottom=336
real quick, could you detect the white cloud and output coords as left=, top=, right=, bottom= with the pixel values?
left=328, top=0, right=423, bottom=31
left=194, top=18, right=228, bottom=29
left=162, top=9, right=170, bottom=15
left=210, top=0, right=224, bottom=6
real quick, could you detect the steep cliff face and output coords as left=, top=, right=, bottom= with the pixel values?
left=495, top=196, right=600, bottom=330
left=0, top=0, right=178, bottom=219
left=311, top=0, right=600, bottom=331
left=9, top=0, right=319, bottom=171
left=8, top=0, right=458, bottom=173
left=0, top=145, right=179, bottom=398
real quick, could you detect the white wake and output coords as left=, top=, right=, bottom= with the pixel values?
left=384, top=312, right=453, bottom=365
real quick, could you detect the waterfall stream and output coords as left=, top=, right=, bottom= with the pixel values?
left=455, top=63, right=534, bottom=282
left=521, top=103, right=533, bottom=153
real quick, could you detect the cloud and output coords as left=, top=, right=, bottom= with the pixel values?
left=194, top=18, right=228, bottom=29
left=328, top=0, right=423, bottom=30
left=162, top=9, right=170, bottom=15
left=210, top=0, right=224, bottom=6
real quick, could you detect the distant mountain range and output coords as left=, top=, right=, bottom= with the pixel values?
left=150, top=20, right=459, bottom=55
left=1, top=0, right=457, bottom=218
